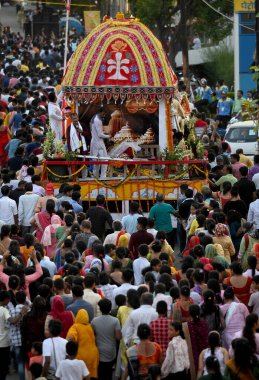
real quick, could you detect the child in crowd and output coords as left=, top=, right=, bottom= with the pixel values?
left=29, top=363, right=46, bottom=380
left=55, top=341, right=89, bottom=380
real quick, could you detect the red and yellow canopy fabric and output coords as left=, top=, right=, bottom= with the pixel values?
left=62, top=16, right=178, bottom=102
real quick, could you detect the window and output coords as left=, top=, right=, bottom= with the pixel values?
left=225, top=127, right=257, bottom=142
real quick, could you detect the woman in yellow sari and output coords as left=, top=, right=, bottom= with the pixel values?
left=66, top=309, right=99, bottom=378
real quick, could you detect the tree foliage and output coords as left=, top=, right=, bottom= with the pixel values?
left=202, top=47, right=234, bottom=87
left=129, top=0, right=234, bottom=64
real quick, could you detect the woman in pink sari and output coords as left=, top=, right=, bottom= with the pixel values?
left=220, top=286, right=249, bottom=350
left=41, top=215, right=63, bottom=258
left=33, top=199, right=56, bottom=242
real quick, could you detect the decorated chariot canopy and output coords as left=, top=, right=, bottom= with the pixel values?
left=62, top=13, right=178, bottom=103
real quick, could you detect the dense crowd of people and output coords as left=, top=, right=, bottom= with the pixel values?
left=1, top=21, right=259, bottom=380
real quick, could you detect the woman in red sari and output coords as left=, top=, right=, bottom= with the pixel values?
left=44, top=296, right=74, bottom=338
left=33, top=199, right=56, bottom=242
left=182, top=304, right=209, bottom=380
left=223, top=262, right=252, bottom=305
left=0, top=117, right=10, bottom=167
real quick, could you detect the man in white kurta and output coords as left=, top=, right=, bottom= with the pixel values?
left=48, top=92, right=63, bottom=142
left=90, top=111, right=110, bottom=178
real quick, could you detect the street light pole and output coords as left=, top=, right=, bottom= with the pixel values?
left=63, top=0, right=71, bottom=74
left=179, top=0, right=190, bottom=92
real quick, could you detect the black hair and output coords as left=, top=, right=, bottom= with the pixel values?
left=30, top=363, right=43, bottom=378
left=224, top=286, right=235, bottom=300
left=230, top=262, right=243, bottom=275
left=38, top=284, right=51, bottom=299
left=48, top=319, right=62, bottom=337
left=159, top=265, right=171, bottom=275
left=208, top=331, right=221, bottom=356
left=137, top=323, right=150, bottom=340
left=72, top=285, right=84, bottom=298
left=145, top=272, right=156, bottom=293
left=151, top=240, right=162, bottom=253
left=242, top=313, right=258, bottom=353
left=66, top=340, right=78, bottom=357
left=92, top=243, right=105, bottom=271
left=156, top=300, right=167, bottom=315
left=96, top=194, right=105, bottom=205
left=154, top=283, right=166, bottom=295
left=130, top=201, right=139, bottom=213
left=169, top=286, right=180, bottom=301
left=127, top=289, right=140, bottom=309
left=31, top=341, right=42, bottom=355
left=159, top=273, right=173, bottom=292
left=1, top=225, right=11, bottom=239
left=138, top=244, right=149, bottom=257
left=247, top=255, right=257, bottom=277
left=122, top=268, right=134, bottom=283
left=233, top=337, right=257, bottom=372
left=180, top=286, right=190, bottom=298
left=189, top=304, right=201, bottom=322
left=111, top=260, right=122, bottom=271
left=204, top=356, right=222, bottom=380
left=84, top=273, right=95, bottom=288
left=252, top=274, right=259, bottom=284
left=24, top=233, right=34, bottom=248
left=114, top=294, right=126, bottom=307
left=181, top=256, right=194, bottom=273
left=15, top=290, right=26, bottom=304
left=193, top=268, right=204, bottom=284
left=46, top=199, right=55, bottom=215
left=98, top=298, right=112, bottom=314
left=171, top=321, right=185, bottom=339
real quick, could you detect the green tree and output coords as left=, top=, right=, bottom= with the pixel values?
left=129, top=0, right=233, bottom=65
left=202, top=47, right=234, bottom=87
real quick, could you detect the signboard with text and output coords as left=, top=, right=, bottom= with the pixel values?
left=234, top=0, right=255, bottom=12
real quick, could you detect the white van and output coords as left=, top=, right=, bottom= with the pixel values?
left=224, top=121, right=259, bottom=156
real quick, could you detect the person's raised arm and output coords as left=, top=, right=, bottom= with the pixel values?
left=25, top=250, right=43, bottom=284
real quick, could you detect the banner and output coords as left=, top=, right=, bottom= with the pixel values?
left=84, top=11, right=100, bottom=33
left=234, top=0, right=255, bottom=12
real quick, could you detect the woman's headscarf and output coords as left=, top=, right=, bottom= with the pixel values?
left=213, top=255, right=229, bottom=269
left=48, top=295, right=74, bottom=338
left=41, top=215, right=62, bottom=246
left=66, top=309, right=90, bottom=340
left=205, top=244, right=218, bottom=259
left=75, top=309, right=89, bottom=325
left=214, top=223, right=228, bottom=237
left=189, top=236, right=200, bottom=249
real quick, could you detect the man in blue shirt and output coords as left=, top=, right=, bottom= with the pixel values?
left=194, top=78, right=213, bottom=112
left=215, top=91, right=233, bottom=137
left=9, top=107, right=23, bottom=135
left=215, top=79, right=229, bottom=100
left=69, top=191, right=83, bottom=214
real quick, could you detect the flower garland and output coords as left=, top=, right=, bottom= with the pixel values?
left=46, top=165, right=86, bottom=178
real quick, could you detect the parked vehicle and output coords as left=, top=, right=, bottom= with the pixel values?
left=224, top=120, right=259, bottom=156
